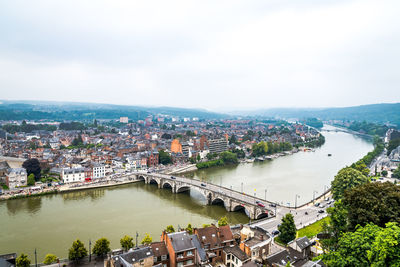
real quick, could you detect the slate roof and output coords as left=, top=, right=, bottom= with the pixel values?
left=223, top=245, right=249, bottom=262
left=168, top=231, right=196, bottom=252
left=190, top=234, right=207, bottom=263
left=296, top=237, right=313, bottom=250
left=112, top=247, right=153, bottom=267
left=266, top=248, right=306, bottom=267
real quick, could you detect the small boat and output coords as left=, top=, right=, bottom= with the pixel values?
left=328, top=153, right=332, bottom=156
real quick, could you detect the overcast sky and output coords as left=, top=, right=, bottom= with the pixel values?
left=0, top=0, right=399, bottom=111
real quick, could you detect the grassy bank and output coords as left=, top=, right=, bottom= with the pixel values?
left=297, top=216, right=330, bottom=239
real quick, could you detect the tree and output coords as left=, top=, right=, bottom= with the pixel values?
left=322, top=223, right=400, bottom=266
left=141, top=233, right=152, bottom=245
left=331, top=167, right=369, bottom=200
left=343, top=182, right=400, bottom=230
left=218, top=216, right=228, bottom=227
left=16, top=254, right=30, bottom=267
left=93, top=237, right=111, bottom=257
left=27, top=173, right=35, bottom=186
left=393, top=165, right=400, bottom=178
left=165, top=225, right=175, bottom=233
left=120, top=235, right=134, bottom=251
left=252, top=141, right=268, bottom=157
left=320, top=200, right=349, bottom=251
left=278, top=213, right=296, bottom=244
left=322, top=223, right=381, bottom=266
left=68, top=239, right=88, bottom=262
left=351, top=161, right=370, bottom=176
left=43, top=254, right=58, bottom=265
left=368, top=222, right=400, bottom=266
left=220, top=151, right=238, bottom=164
left=158, top=150, right=172, bottom=165
left=22, top=158, right=41, bottom=181
left=186, top=223, right=193, bottom=234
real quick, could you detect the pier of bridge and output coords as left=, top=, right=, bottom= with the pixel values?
left=128, top=172, right=272, bottom=220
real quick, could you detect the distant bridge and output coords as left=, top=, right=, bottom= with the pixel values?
left=123, top=172, right=274, bottom=220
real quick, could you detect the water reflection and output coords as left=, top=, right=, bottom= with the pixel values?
left=61, top=188, right=105, bottom=202
left=6, top=196, right=42, bottom=215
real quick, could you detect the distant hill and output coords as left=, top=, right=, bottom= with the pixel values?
left=0, top=100, right=226, bottom=121
left=238, top=103, right=400, bottom=127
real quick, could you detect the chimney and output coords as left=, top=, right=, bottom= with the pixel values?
left=261, top=235, right=264, bottom=241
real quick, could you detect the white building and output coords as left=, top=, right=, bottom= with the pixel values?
left=92, top=164, right=106, bottom=179
left=6, top=168, right=27, bottom=189
left=62, top=167, right=85, bottom=183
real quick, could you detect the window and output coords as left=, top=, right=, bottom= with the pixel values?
left=177, top=262, right=183, bottom=267
left=161, top=255, right=167, bottom=261
left=185, top=260, right=193, bottom=265
left=186, top=251, right=193, bottom=256
left=153, top=257, right=158, bottom=262
left=177, top=253, right=184, bottom=258
left=227, top=254, right=231, bottom=260
left=235, top=258, right=238, bottom=264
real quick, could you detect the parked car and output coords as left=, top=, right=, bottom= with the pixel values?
left=201, top=183, right=206, bottom=187
left=318, top=210, right=324, bottom=213
left=319, top=204, right=325, bottom=208
left=170, top=176, right=176, bottom=180
left=257, top=202, right=265, bottom=208
left=270, top=203, right=277, bottom=207
left=272, top=230, right=280, bottom=236
left=314, top=202, right=320, bottom=207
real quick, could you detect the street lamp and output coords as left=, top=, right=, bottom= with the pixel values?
left=265, top=188, right=268, bottom=201
left=89, top=239, right=91, bottom=262
left=34, top=248, right=37, bottom=267
left=241, top=182, right=244, bottom=193
left=295, top=194, right=300, bottom=209
left=313, top=190, right=318, bottom=203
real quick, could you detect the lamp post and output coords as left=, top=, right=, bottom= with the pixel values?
left=324, top=185, right=327, bottom=200
left=295, top=194, right=300, bottom=209
left=241, top=182, right=243, bottom=193
left=89, top=239, right=91, bottom=262
left=136, top=231, right=139, bottom=248
left=313, top=190, right=318, bottom=203
left=265, top=188, right=268, bottom=201
left=34, top=248, right=37, bottom=267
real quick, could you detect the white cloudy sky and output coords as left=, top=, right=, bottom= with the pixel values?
left=0, top=0, right=399, bottom=111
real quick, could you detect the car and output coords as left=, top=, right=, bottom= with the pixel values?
left=314, top=202, right=320, bottom=207
left=318, top=210, right=324, bottom=214
left=272, top=230, right=280, bottom=236
left=171, top=176, right=176, bottom=180
left=147, top=171, right=151, bottom=173
left=201, top=183, right=206, bottom=187
left=319, top=204, right=325, bottom=208
left=257, top=202, right=265, bottom=208
left=270, top=203, right=277, bottom=207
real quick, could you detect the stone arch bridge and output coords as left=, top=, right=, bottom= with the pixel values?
left=123, top=172, right=274, bottom=220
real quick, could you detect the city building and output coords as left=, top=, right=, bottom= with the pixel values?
left=208, top=138, right=228, bottom=154
left=151, top=241, right=170, bottom=267
left=161, top=231, right=197, bottom=267
left=110, top=247, right=154, bottom=267
left=61, top=167, right=85, bottom=183
left=120, top=117, right=129, bottom=123
left=92, top=163, right=106, bottom=179
left=6, top=168, right=27, bottom=189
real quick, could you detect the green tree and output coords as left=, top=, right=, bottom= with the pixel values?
left=320, top=200, right=349, bottom=251
left=368, top=222, right=400, bottom=266
left=202, top=224, right=211, bottom=228
left=141, top=233, right=152, bottom=245
left=343, top=182, right=400, bottom=230
left=252, top=141, right=268, bottom=157
left=322, top=223, right=381, bottom=266
left=120, top=235, right=134, bottom=251
left=278, top=213, right=296, bottom=244
left=331, top=167, right=369, bottom=200
left=16, top=254, right=30, bottom=267
left=68, top=239, right=88, bottom=262
left=186, top=223, right=193, bottom=234
left=22, top=158, right=41, bottom=181
left=219, top=151, right=238, bottom=164
left=92, top=237, right=111, bottom=257
left=43, top=254, right=58, bottom=265
left=218, top=216, right=228, bottom=227
left=393, top=165, right=400, bottom=178
left=351, top=161, right=370, bottom=176
left=27, top=173, right=35, bottom=186
left=158, top=150, right=172, bottom=165
left=165, top=225, right=175, bottom=233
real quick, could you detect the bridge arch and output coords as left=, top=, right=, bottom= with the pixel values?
left=176, top=185, right=190, bottom=193
left=149, top=178, right=158, bottom=185
left=211, top=197, right=226, bottom=207
left=162, top=181, right=173, bottom=190
left=232, top=204, right=249, bottom=217
left=137, top=175, right=145, bottom=182
left=256, top=211, right=269, bottom=220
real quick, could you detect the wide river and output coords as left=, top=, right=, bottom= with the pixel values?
left=0, top=125, right=373, bottom=260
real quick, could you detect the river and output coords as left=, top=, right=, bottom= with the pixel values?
left=0, top=125, right=373, bottom=260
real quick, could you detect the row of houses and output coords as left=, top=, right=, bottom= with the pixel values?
left=107, top=224, right=322, bottom=267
